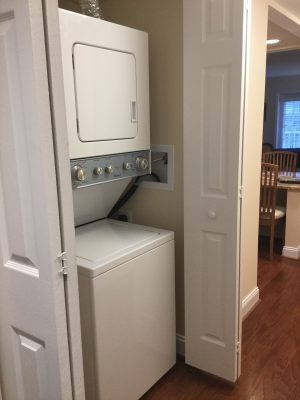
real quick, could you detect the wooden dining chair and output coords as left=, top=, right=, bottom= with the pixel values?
left=262, top=142, right=273, bottom=154
left=259, top=163, right=286, bottom=260
left=262, top=151, right=297, bottom=173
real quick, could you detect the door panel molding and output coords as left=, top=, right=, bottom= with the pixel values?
left=12, top=328, right=48, bottom=400
left=202, top=0, right=234, bottom=42
left=201, top=65, right=230, bottom=196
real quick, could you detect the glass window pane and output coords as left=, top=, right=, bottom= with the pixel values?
left=280, top=99, right=300, bottom=149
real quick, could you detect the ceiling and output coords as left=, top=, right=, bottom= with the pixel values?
left=267, top=21, right=300, bottom=52
left=275, top=0, right=300, bottom=19
left=267, top=4, right=300, bottom=78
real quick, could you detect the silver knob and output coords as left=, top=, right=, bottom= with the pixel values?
left=72, top=165, right=86, bottom=182
left=136, top=157, right=149, bottom=170
left=105, top=165, right=114, bottom=174
left=123, top=162, right=131, bottom=171
left=94, top=167, right=103, bottom=176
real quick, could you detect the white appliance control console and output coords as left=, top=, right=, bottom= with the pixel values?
left=71, top=151, right=151, bottom=189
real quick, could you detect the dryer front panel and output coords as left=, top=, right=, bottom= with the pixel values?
left=73, top=44, right=138, bottom=142
left=59, top=9, right=150, bottom=159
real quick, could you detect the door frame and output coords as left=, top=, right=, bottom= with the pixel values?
left=240, top=0, right=300, bottom=320
left=42, top=1, right=86, bottom=398
left=240, top=0, right=300, bottom=372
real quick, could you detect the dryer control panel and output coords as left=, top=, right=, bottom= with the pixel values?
left=71, top=150, right=151, bottom=189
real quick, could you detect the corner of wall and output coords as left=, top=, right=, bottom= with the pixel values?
left=241, top=0, right=268, bottom=303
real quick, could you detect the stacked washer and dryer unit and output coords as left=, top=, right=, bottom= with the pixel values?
left=59, top=9, right=176, bottom=400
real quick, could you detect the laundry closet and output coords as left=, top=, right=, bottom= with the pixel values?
left=59, top=8, right=176, bottom=400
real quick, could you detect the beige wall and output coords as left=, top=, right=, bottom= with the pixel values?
left=240, top=0, right=268, bottom=301
left=59, top=0, right=80, bottom=12
left=101, top=0, right=184, bottom=335
left=59, top=0, right=184, bottom=334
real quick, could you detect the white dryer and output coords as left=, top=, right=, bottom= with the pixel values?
left=59, top=9, right=150, bottom=160
left=76, top=219, right=176, bottom=400
left=59, top=9, right=151, bottom=191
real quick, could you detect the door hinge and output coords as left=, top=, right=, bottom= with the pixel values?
left=236, top=340, right=241, bottom=353
left=58, top=251, right=68, bottom=276
left=239, top=186, right=243, bottom=199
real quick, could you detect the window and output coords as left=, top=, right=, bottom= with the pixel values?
left=276, top=93, right=300, bottom=149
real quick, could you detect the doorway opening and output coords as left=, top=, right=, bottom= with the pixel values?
left=258, top=14, right=300, bottom=261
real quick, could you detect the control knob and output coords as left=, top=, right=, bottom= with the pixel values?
left=105, top=165, right=114, bottom=174
left=136, top=157, right=149, bottom=170
left=123, top=162, right=132, bottom=171
left=72, top=165, right=87, bottom=182
left=94, top=167, right=103, bottom=176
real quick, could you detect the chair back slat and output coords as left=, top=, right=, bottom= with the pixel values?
left=262, top=151, right=297, bottom=173
left=260, top=163, right=278, bottom=220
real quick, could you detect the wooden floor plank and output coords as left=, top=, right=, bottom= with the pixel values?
left=142, top=239, right=300, bottom=400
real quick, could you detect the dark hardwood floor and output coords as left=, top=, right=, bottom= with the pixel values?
left=142, top=238, right=300, bottom=399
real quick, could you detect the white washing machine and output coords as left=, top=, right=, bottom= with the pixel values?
left=59, top=10, right=176, bottom=399
left=76, top=219, right=176, bottom=400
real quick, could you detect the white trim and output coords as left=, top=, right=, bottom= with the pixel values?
left=176, top=333, right=185, bottom=357
left=241, top=287, right=260, bottom=320
left=268, top=2, right=300, bottom=36
left=140, top=144, right=175, bottom=191
left=44, top=2, right=86, bottom=397
left=282, top=245, right=300, bottom=260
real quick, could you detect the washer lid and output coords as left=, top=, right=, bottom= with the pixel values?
left=75, top=219, right=173, bottom=277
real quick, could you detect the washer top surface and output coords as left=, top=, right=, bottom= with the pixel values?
left=75, top=219, right=174, bottom=277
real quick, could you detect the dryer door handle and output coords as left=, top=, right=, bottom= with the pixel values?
left=131, top=100, right=137, bottom=123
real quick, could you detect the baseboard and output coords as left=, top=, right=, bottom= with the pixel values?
left=282, top=245, right=300, bottom=260
left=242, top=286, right=260, bottom=320
left=176, top=333, right=185, bottom=357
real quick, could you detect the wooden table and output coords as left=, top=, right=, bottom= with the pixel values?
left=277, top=172, right=300, bottom=260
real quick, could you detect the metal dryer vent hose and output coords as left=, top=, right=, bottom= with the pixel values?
left=79, top=0, right=104, bottom=19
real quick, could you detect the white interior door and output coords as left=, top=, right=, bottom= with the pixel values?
left=0, top=0, right=72, bottom=398
left=184, top=0, right=248, bottom=382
